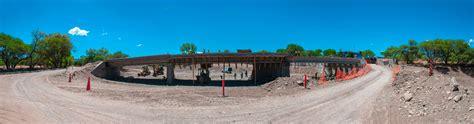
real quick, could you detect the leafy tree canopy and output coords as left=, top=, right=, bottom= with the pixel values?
left=180, top=43, right=197, bottom=54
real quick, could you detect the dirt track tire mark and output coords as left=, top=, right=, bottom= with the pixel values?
left=1, top=64, right=391, bottom=123
left=268, top=68, right=384, bottom=122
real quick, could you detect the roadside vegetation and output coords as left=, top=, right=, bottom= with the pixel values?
left=274, top=44, right=375, bottom=58
left=75, top=48, right=129, bottom=66
left=381, top=39, right=473, bottom=65
left=180, top=42, right=375, bottom=58
left=0, top=31, right=128, bottom=71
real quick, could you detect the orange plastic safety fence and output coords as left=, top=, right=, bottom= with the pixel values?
left=339, top=64, right=372, bottom=81
left=318, top=66, right=327, bottom=85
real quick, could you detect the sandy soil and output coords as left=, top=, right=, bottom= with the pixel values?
left=369, top=65, right=474, bottom=123
left=49, top=63, right=327, bottom=107
left=0, top=64, right=391, bottom=123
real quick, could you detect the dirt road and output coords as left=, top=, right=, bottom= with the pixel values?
left=0, top=64, right=391, bottom=123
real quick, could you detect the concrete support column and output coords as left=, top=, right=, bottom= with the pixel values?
left=108, top=67, right=121, bottom=78
left=166, top=63, right=175, bottom=84
left=348, top=64, right=352, bottom=73
left=280, top=62, right=290, bottom=77
left=343, top=64, right=349, bottom=74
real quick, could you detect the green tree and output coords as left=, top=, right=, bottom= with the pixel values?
left=78, top=48, right=129, bottom=65
left=381, top=46, right=401, bottom=59
left=306, top=50, right=314, bottom=56
left=404, top=39, right=471, bottom=65
left=399, top=44, right=411, bottom=63
left=307, top=49, right=322, bottom=56
left=180, top=43, right=197, bottom=54
left=449, top=40, right=471, bottom=64
left=345, top=51, right=355, bottom=58
left=408, top=40, right=420, bottom=58
left=461, top=48, right=474, bottom=64
left=323, top=49, right=337, bottom=57
left=37, top=33, right=73, bottom=68
left=286, top=44, right=304, bottom=56
left=419, top=40, right=438, bottom=62
left=397, top=40, right=419, bottom=64
left=314, top=49, right=322, bottom=56
left=361, top=49, right=376, bottom=57
left=337, top=49, right=343, bottom=57
left=276, top=48, right=287, bottom=54
left=64, top=55, right=75, bottom=67
left=439, top=39, right=456, bottom=64
left=28, top=29, right=45, bottom=69
left=0, top=33, right=30, bottom=70
left=258, top=50, right=269, bottom=53
left=108, top=51, right=129, bottom=59
left=81, top=48, right=109, bottom=63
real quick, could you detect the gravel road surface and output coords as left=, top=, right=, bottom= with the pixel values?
left=0, top=64, right=391, bottom=123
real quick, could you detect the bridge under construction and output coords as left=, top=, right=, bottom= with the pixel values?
left=91, top=53, right=364, bottom=84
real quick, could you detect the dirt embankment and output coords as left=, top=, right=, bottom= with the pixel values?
left=370, top=65, right=474, bottom=123
left=48, top=63, right=331, bottom=107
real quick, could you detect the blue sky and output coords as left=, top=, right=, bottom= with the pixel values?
left=1, top=0, right=473, bottom=58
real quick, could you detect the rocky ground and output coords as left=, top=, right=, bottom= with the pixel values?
left=370, top=65, right=474, bottom=123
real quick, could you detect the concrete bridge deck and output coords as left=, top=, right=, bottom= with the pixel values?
left=92, top=53, right=364, bottom=84
left=104, top=53, right=361, bottom=67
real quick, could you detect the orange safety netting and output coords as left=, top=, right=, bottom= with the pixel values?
left=318, top=65, right=327, bottom=85
left=336, top=63, right=372, bottom=81
left=320, top=60, right=374, bottom=85
left=335, top=67, right=344, bottom=81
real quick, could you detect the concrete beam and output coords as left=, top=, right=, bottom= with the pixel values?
left=166, top=63, right=175, bottom=84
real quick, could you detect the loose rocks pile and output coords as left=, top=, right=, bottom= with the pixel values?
left=391, top=65, right=473, bottom=121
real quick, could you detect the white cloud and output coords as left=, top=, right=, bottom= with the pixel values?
left=117, top=37, right=122, bottom=40
left=101, top=32, right=108, bottom=36
left=136, top=44, right=143, bottom=47
left=469, top=39, right=473, bottom=46
left=68, top=27, right=89, bottom=36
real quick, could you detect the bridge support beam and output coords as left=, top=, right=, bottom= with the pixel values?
left=280, top=62, right=290, bottom=77
left=250, top=62, right=289, bottom=85
left=166, top=63, right=175, bottom=84
left=107, top=67, right=122, bottom=79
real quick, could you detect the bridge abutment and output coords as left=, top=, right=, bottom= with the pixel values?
left=251, top=62, right=290, bottom=84
left=166, top=63, right=175, bottom=84
left=91, top=62, right=122, bottom=79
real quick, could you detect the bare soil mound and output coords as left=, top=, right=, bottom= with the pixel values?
left=48, top=62, right=316, bottom=107
left=371, top=65, right=474, bottom=123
